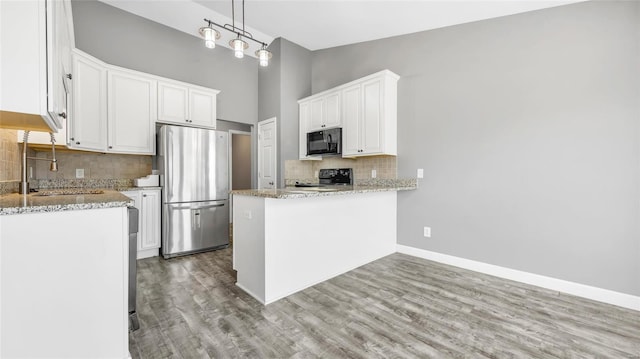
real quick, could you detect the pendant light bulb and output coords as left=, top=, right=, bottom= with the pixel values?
left=256, top=47, right=272, bottom=67
left=199, top=25, right=220, bottom=49
left=230, top=37, right=248, bottom=59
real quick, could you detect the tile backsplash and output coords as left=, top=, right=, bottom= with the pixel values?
left=285, top=156, right=397, bottom=183
left=0, top=129, right=21, bottom=182
left=33, top=151, right=152, bottom=180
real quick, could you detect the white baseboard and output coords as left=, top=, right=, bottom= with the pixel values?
left=137, top=248, right=158, bottom=260
left=396, top=245, right=640, bottom=312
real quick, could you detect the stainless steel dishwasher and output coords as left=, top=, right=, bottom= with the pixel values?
left=128, top=207, right=140, bottom=331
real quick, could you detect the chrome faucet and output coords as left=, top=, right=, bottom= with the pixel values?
left=20, top=131, right=58, bottom=195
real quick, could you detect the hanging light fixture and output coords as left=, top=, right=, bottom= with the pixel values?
left=199, top=0, right=273, bottom=66
left=198, top=25, right=220, bottom=49
left=255, top=46, right=272, bottom=67
left=230, top=36, right=248, bottom=58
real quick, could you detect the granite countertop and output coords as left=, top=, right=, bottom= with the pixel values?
left=231, top=183, right=417, bottom=199
left=0, top=190, right=134, bottom=215
left=114, top=186, right=162, bottom=192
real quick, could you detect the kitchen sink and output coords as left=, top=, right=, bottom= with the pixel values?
left=32, top=189, right=105, bottom=196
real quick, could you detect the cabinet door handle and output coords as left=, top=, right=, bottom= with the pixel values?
left=143, top=194, right=147, bottom=197
left=108, top=146, right=113, bottom=149
left=58, top=112, right=66, bottom=119
left=76, top=141, right=80, bottom=145
left=269, top=181, right=274, bottom=185
left=66, top=74, right=72, bottom=80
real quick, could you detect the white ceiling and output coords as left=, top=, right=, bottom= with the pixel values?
left=99, top=0, right=583, bottom=57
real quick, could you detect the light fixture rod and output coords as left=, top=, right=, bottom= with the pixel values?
left=203, top=18, right=267, bottom=47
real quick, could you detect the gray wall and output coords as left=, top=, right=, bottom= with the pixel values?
left=279, top=39, right=312, bottom=186
left=312, top=1, right=640, bottom=296
left=258, top=38, right=311, bottom=186
left=71, top=0, right=257, bottom=125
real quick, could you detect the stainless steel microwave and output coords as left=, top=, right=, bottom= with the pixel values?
left=307, top=128, right=342, bottom=156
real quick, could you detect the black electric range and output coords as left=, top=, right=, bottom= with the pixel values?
left=295, top=168, right=353, bottom=187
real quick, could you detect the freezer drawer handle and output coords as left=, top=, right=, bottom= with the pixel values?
left=193, top=203, right=225, bottom=210
left=171, top=203, right=226, bottom=210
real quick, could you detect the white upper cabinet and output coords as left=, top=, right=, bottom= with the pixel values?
left=69, top=49, right=108, bottom=152
left=298, top=102, right=320, bottom=161
left=68, top=49, right=222, bottom=155
left=298, top=70, right=399, bottom=158
left=341, top=84, right=362, bottom=156
left=158, top=82, right=188, bottom=124
left=1, top=0, right=74, bottom=132
left=188, top=88, right=218, bottom=128
left=108, top=69, right=157, bottom=154
left=158, top=80, right=219, bottom=128
left=304, top=92, right=341, bottom=132
left=341, top=71, right=399, bottom=157
left=70, top=50, right=157, bottom=155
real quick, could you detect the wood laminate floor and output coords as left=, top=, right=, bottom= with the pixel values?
left=129, top=248, right=640, bottom=358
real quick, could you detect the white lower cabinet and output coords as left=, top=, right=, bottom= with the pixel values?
left=121, top=189, right=161, bottom=259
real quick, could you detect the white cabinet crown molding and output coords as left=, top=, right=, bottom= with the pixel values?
left=297, top=70, right=399, bottom=104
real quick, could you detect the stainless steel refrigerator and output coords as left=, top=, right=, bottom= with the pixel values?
left=158, top=125, right=229, bottom=259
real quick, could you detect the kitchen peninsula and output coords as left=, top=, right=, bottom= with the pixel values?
left=0, top=190, right=132, bottom=358
left=231, top=181, right=416, bottom=305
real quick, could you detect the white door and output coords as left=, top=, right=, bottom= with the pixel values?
left=258, top=117, right=277, bottom=189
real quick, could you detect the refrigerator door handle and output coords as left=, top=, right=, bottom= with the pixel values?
left=168, top=203, right=225, bottom=210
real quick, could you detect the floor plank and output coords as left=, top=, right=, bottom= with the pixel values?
left=129, top=248, right=640, bottom=358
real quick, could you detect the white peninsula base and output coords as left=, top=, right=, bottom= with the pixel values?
left=233, top=191, right=397, bottom=304
left=0, top=207, right=129, bottom=358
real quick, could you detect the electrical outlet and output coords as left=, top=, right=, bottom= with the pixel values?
left=75, top=168, right=84, bottom=179
left=417, top=168, right=424, bottom=179
left=371, top=169, right=377, bottom=178
left=423, top=226, right=431, bottom=238
left=243, top=210, right=252, bottom=220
